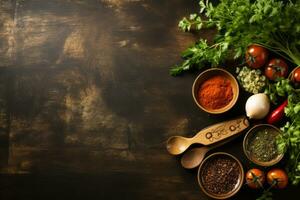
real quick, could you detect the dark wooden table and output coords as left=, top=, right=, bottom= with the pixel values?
left=0, top=0, right=298, bottom=199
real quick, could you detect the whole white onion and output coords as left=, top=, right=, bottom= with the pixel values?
left=245, top=93, right=270, bottom=119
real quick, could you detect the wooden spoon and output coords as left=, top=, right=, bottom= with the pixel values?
left=181, top=136, right=239, bottom=169
left=166, top=116, right=249, bottom=155
left=181, top=146, right=210, bottom=169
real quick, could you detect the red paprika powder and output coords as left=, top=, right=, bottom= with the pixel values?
left=198, top=75, right=233, bottom=110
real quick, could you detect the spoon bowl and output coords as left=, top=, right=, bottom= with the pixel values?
left=181, top=146, right=209, bottom=169
left=166, top=136, right=190, bottom=155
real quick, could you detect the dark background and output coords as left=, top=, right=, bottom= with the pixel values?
left=0, top=0, right=298, bottom=199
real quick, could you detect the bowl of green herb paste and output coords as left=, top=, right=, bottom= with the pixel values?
left=243, top=124, right=284, bottom=167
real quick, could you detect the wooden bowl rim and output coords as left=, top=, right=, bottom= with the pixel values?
left=197, top=152, right=244, bottom=199
left=243, top=124, right=284, bottom=167
left=192, top=68, right=239, bottom=114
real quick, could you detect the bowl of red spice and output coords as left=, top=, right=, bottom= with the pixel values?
left=197, top=152, right=244, bottom=199
left=192, top=68, right=239, bottom=114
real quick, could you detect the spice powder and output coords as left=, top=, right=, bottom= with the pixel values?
left=198, top=75, right=233, bottom=110
left=201, top=156, right=240, bottom=195
left=248, top=128, right=279, bottom=162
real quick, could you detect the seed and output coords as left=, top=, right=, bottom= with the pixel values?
left=201, top=156, right=240, bottom=195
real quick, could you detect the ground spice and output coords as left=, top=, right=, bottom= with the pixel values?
left=248, top=128, right=279, bottom=162
left=198, top=75, right=233, bottom=110
left=201, top=156, right=240, bottom=195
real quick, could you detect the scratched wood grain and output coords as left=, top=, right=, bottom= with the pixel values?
left=0, top=0, right=298, bottom=200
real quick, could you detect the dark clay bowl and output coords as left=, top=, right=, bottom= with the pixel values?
left=192, top=68, right=239, bottom=114
left=243, top=124, right=284, bottom=167
left=197, top=152, right=244, bottom=199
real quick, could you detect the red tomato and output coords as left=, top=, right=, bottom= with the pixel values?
left=292, top=67, right=300, bottom=83
left=246, top=45, right=269, bottom=69
left=265, top=58, right=288, bottom=80
left=267, top=169, right=288, bottom=189
left=245, top=168, right=265, bottom=189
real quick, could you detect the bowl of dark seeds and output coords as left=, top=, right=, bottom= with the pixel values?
left=197, top=152, right=244, bottom=199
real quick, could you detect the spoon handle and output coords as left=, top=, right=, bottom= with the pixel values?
left=192, top=116, right=249, bottom=145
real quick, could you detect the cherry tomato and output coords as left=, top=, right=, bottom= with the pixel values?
left=245, top=168, right=265, bottom=189
left=246, top=44, right=269, bottom=69
left=265, top=58, right=288, bottom=80
left=292, top=67, right=300, bottom=83
left=267, top=168, right=288, bottom=189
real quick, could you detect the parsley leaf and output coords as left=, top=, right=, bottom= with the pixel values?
left=265, top=79, right=300, bottom=185
left=171, top=0, right=300, bottom=76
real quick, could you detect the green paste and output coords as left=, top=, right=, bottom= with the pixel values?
left=248, top=128, right=279, bottom=162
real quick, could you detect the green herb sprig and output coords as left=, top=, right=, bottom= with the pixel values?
left=265, top=79, right=300, bottom=185
left=171, top=0, right=300, bottom=76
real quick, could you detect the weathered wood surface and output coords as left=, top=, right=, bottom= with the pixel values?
left=0, top=0, right=297, bottom=199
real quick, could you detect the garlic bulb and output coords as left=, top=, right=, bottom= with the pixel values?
left=245, top=93, right=270, bottom=119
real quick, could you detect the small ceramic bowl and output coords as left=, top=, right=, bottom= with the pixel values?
left=197, top=152, right=244, bottom=199
left=243, top=124, right=284, bottom=167
left=192, top=68, right=239, bottom=114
